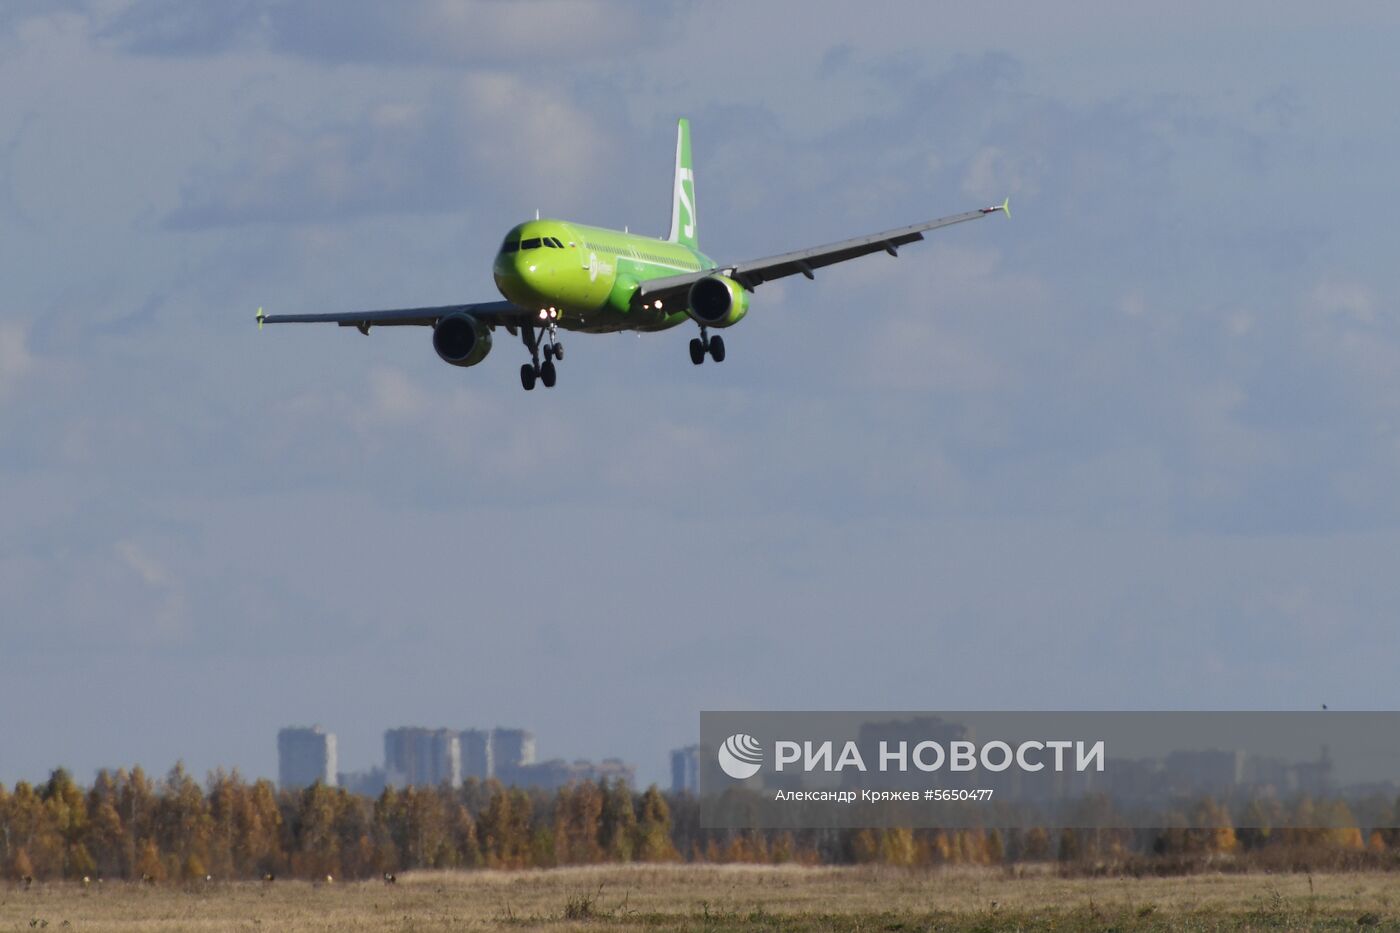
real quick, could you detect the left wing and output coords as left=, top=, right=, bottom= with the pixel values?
left=257, top=299, right=532, bottom=334
left=636, top=199, right=1009, bottom=307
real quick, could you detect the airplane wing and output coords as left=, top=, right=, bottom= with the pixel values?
left=636, top=200, right=1008, bottom=306
left=257, top=299, right=532, bottom=333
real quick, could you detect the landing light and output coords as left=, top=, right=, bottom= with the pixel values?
left=538, top=309, right=548, bottom=320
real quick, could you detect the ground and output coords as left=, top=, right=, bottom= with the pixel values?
left=1, top=864, right=1396, bottom=931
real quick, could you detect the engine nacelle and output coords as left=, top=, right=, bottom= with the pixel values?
left=687, top=275, right=750, bottom=328
left=432, top=313, right=492, bottom=367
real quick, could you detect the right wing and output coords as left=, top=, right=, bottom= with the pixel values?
left=257, top=299, right=532, bottom=334
left=637, top=200, right=1008, bottom=306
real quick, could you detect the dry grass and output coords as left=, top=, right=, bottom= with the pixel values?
left=0, top=864, right=1395, bottom=931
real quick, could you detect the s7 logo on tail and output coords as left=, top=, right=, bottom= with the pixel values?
left=677, top=167, right=695, bottom=240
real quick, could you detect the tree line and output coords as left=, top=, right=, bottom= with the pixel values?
left=2, top=766, right=1398, bottom=881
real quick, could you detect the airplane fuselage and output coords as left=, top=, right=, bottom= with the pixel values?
left=492, top=220, right=717, bottom=334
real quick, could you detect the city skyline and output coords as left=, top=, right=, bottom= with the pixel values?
left=275, top=722, right=639, bottom=794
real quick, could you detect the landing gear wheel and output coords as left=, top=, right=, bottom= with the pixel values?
left=689, top=338, right=705, bottom=365
left=709, top=335, right=726, bottom=362
left=543, top=344, right=554, bottom=362
left=520, top=363, right=537, bottom=391
left=552, top=342, right=564, bottom=361
left=540, top=359, right=557, bottom=388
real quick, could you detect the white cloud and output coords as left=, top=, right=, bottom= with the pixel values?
left=961, top=145, right=1033, bottom=202
left=1307, top=278, right=1376, bottom=322
left=100, top=0, right=678, bottom=65
left=163, top=71, right=616, bottom=227
left=362, top=366, right=428, bottom=425
left=115, top=538, right=173, bottom=588
left=453, top=72, right=611, bottom=208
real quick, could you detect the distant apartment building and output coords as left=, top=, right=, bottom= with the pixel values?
left=277, top=725, right=337, bottom=790
left=491, top=728, right=536, bottom=773
left=460, top=728, right=493, bottom=780
left=384, top=727, right=461, bottom=787
left=671, top=745, right=699, bottom=795
left=375, top=724, right=629, bottom=791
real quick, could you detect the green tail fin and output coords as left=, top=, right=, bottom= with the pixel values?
left=666, top=118, right=698, bottom=249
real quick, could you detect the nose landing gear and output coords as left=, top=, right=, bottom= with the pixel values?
left=689, top=327, right=726, bottom=365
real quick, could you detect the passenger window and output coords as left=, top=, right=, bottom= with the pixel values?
left=521, top=237, right=543, bottom=250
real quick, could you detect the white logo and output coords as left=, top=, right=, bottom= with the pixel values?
left=717, top=733, right=763, bottom=779
left=678, top=167, right=695, bottom=240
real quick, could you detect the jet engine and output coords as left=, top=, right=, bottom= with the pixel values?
left=686, top=275, right=750, bottom=328
left=432, top=313, right=492, bottom=367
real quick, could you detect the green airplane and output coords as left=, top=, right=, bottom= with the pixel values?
left=258, top=119, right=1009, bottom=390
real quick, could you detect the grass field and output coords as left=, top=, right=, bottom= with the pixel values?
left=1, top=864, right=1396, bottom=931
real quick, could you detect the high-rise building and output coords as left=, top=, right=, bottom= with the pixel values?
left=670, top=745, right=699, bottom=795
left=384, top=727, right=461, bottom=787
left=278, top=725, right=337, bottom=790
left=491, top=728, right=536, bottom=772
left=427, top=728, right=462, bottom=787
left=460, top=728, right=493, bottom=780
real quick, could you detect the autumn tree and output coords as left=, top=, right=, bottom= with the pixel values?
left=85, top=770, right=128, bottom=879
left=236, top=779, right=284, bottom=877
left=7, top=781, right=61, bottom=877
left=40, top=769, right=88, bottom=878
left=476, top=782, right=533, bottom=869
left=118, top=767, right=159, bottom=878
left=156, top=763, right=213, bottom=880
left=553, top=782, right=603, bottom=865
left=599, top=779, right=636, bottom=862
left=635, top=786, right=678, bottom=862
left=443, top=796, right=481, bottom=871
left=289, top=783, right=343, bottom=878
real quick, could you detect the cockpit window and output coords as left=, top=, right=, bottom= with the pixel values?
left=548, top=237, right=564, bottom=248
left=520, top=237, right=543, bottom=250
left=500, top=239, right=519, bottom=253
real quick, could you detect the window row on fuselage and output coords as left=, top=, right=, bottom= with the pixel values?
left=581, top=240, right=699, bottom=270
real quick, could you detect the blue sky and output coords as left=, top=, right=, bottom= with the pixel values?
left=2, top=1, right=1398, bottom=788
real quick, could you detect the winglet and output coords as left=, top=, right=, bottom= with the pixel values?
left=980, top=197, right=1011, bottom=217
left=256, top=307, right=266, bottom=330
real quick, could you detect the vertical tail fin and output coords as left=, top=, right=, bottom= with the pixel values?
left=667, top=118, right=698, bottom=249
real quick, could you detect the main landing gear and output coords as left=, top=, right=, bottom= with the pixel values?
left=520, top=322, right=564, bottom=391
left=689, top=327, right=726, bottom=365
